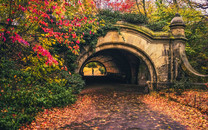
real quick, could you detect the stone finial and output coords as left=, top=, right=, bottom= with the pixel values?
left=170, top=13, right=185, bottom=37
left=170, top=13, right=185, bottom=27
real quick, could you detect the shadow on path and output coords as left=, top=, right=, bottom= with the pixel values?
left=61, top=84, right=187, bottom=130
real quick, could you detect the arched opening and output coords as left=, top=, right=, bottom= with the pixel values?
left=79, top=48, right=152, bottom=86
left=82, top=61, right=107, bottom=76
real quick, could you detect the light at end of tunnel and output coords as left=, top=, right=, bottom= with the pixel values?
left=82, top=62, right=106, bottom=76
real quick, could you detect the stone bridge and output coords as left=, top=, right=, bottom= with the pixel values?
left=76, top=14, right=208, bottom=89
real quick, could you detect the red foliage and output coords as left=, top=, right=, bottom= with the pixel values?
left=94, top=0, right=135, bottom=12
left=0, top=0, right=98, bottom=66
left=33, top=45, right=58, bottom=65
left=10, top=33, right=30, bottom=46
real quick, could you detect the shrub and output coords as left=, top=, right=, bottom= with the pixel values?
left=0, top=58, right=84, bottom=129
left=98, top=9, right=166, bottom=32
left=98, top=9, right=149, bottom=25
left=60, top=71, right=85, bottom=94
left=98, top=9, right=122, bottom=23
left=146, top=21, right=167, bottom=31
left=172, top=75, right=190, bottom=94
left=122, top=13, right=148, bottom=24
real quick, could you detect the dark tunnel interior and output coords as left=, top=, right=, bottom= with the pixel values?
left=80, top=49, right=150, bottom=85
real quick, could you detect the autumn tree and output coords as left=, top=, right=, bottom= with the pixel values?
left=0, top=0, right=102, bottom=129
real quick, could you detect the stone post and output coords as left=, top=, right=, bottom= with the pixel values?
left=169, top=13, right=186, bottom=82
left=170, top=13, right=186, bottom=37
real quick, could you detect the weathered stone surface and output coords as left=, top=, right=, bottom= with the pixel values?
left=77, top=27, right=169, bottom=87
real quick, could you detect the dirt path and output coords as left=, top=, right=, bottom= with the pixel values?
left=25, top=84, right=207, bottom=129
left=60, top=84, right=187, bottom=129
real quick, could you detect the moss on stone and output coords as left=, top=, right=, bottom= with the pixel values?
left=115, top=22, right=187, bottom=40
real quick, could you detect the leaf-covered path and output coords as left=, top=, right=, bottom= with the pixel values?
left=23, top=84, right=208, bottom=129
left=62, top=84, right=186, bottom=129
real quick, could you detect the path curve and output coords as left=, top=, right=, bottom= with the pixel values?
left=61, top=84, right=187, bottom=129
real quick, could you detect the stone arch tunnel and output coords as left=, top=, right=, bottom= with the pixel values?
left=79, top=49, right=151, bottom=85
left=76, top=14, right=208, bottom=90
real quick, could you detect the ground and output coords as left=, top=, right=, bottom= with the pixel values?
left=22, top=84, right=208, bottom=129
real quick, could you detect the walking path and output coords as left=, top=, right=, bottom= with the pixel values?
left=61, top=84, right=187, bottom=129
left=24, top=84, right=207, bottom=129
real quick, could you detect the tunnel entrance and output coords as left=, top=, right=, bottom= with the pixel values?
left=80, top=49, right=151, bottom=85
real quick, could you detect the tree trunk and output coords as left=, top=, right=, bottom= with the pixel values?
left=142, top=0, right=147, bottom=16
left=135, top=0, right=141, bottom=14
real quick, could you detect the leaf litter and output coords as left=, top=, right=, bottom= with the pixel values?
left=21, top=85, right=208, bottom=129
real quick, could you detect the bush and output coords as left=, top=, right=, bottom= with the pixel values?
left=0, top=58, right=84, bottom=129
left=98, top=9, right=166, bottom=32
left=172, top=75, right=191, bottom=94
left=123, top=13, right=148, bottom=24
left=99, top=67, right=105, bottom=74
left=146, top=21, right=167, bottom=31
left=98, top=9, right=149, bottom=25
left=61, top=71, right=85, bottom=94
left=0, top=83, right=76, bottom=129
left=98, top=9, right=122, bottom=23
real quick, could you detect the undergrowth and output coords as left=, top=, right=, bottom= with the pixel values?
left=0, top=58, right=84, bottom=129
